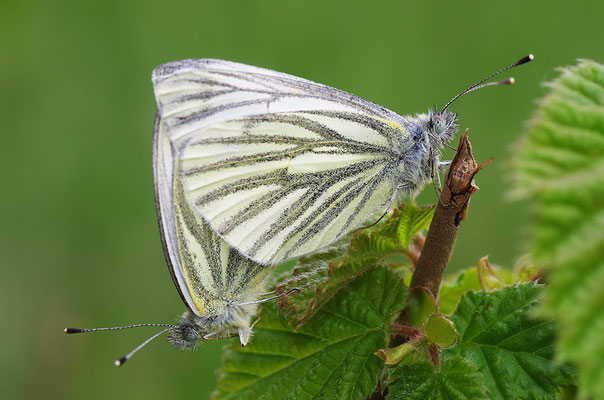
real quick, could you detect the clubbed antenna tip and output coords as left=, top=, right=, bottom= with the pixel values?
left=518, top=54, right=535, bottom=65
left=113, top=327, right=173, bottom=367
left=115, top=357, right=128, bottom=367
left=441, top=53, right=534, bottom=112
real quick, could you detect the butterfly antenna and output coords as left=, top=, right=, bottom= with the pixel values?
left=115, top=327, right=173, bottom=366
left=441, top=54, right=534, bottom=112
left=64, top=323, right=175, bottom=334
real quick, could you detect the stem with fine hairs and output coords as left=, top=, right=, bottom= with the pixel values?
left=371, top=130, right=492, bottom=399
left=408, top=130, right=491, bottom=299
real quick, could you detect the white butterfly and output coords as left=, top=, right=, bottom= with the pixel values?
left=152, top=55, right=532, bottom=265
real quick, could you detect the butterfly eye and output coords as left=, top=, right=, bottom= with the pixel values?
left=182, top=326, right=200, bottom=342
left=168, top=325, right=202, bottom=350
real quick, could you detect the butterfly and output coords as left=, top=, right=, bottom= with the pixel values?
left=151, top=55, right=533, bottom=266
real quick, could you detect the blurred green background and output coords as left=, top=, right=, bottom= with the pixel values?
left=1, top=0, right=602, bottom=398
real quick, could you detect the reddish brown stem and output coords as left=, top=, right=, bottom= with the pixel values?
left=408, top=131, right=489, bottom=298
left=390, top=325, right=422, bottom=337
left=371, top=131, right=490, bottom=400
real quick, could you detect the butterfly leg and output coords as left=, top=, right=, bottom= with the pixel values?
left=202, top=332, right=218, bottom=340
left=429, top=147, right=443, bottom=200
left=202, top=331, right=238, bottom=340
left=432, top=160, right=455, bottom=202
left=259, top=287, right=300, bottom=298
left=357, top=184, right=407, bottom=231
left=439, top=160, right=452, bottom=171
left=432, top=174, right=442, bottom=200
left=236, top=287, right=300, bottom=307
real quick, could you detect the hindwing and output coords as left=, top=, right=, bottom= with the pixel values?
left=154, top=115, right=271, bottom=315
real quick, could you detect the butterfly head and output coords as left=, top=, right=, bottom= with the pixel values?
left=426, top=109, right=459, bottom=145
left=168, top=305, right=259, bottom=350
left=168, top=320, right=203, bottom=350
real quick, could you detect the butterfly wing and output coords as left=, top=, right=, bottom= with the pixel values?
left=153, top=59, right=411, bottom=265
left=154, top=115, right=271, bottom=316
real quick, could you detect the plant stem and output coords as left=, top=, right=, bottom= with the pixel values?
left=371, top=131, right=491, bottom=399
left=408, top=130, right=489, bottom=298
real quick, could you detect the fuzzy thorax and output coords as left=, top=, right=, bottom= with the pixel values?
left=393, top=109, right=459, bottom=198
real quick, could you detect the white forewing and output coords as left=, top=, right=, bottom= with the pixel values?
left=153, top=59, right=411, bottom=264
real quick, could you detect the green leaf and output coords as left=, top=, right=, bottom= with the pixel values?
left=424, top=314, right=457, bottom=348
left=387, top=356, right=487, bottom=400
left=277, top=204, right=433, bottom=328
left=213, top=266, right=406, bottom=400
left=439, top=268, right=483, bottom=315
left=275, top=241, right=348, bottom=326
left=391, top=203, right=435, bottom=247
left=439, top=257, right=541, bottom=315
left=444, top=283, right=574, bottom=400
left=406, top=287, right=437, bottom=327
left=475, top=256, right=510, bottom=290
left=376, top=342, right=419, bottom=365
left=511, top=60, right=604, bottom=399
